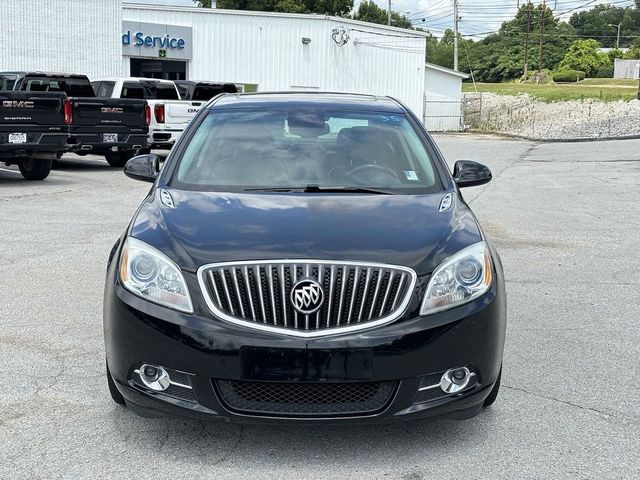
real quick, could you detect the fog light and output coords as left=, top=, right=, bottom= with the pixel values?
left=440, top=367, right=474, bottom=393
left=138, top=364, right=170, bottom=391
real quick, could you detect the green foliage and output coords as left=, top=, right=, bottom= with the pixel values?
left=198, top=0, right=354, bottom=16
left=623, top=38, right=640, bottom=59
left=552, top=70, right=586, bottom=82
left=352, top=1, right=412, bottom=29
left=570, top=4, right=640, bottom=49
left=460, top=3, right=575, bottom=83
left=558, top=39, right=608, bottom=77
left=426, top=30, right=454, bottom=70
left=595, top=66, right=614, bottom=78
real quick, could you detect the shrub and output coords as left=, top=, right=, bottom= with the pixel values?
left=553, top=70, right=586, bottom=82
left=595, top=67, right=614, bottom=78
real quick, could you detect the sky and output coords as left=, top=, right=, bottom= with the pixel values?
left=125, top=0, right=637, bottom=37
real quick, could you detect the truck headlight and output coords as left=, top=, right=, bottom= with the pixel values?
left=420, top=242, right=492, bottom=315
left=119, top=237, right=193, bottom=313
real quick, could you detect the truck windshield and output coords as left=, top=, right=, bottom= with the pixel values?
left=22, top=76, right=95, bottom=97
left=122, top=82, right=179, bottom=100
left=172, top=108, right=441, bottom=194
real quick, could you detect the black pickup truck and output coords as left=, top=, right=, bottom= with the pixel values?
left=2, top=72, right=150, bottom=167
left=0, top=88, right=71, bottom=180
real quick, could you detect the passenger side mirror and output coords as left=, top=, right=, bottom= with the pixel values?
left=124, top=154, right=160, bottom=183
left=453, top=160, right=492, bottom=188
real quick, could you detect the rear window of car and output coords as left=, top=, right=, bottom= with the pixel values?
left=172, top=107, right=441, bottom=194
left=22, top=77, right=95, bottom=97
left=122, top=82, right=179, bottom=100
left=191, top=84, right=237, bottom=101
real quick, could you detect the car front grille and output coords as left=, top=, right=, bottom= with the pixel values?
left=197, top=260, right=416, bottom=337
left=214, top=379, right=397, bottom=417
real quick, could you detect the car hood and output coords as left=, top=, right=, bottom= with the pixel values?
left=130, top=189, right=483, bottom=275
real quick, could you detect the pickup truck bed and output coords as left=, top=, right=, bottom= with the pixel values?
left=0, top=91, right=71, bottom=180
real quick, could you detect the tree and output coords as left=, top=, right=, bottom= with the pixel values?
left=460, top=3, right=575, bottom=82
left=352, top=1, right=412, bottom=29
left=426, top=30, right=455, bottom=69
left=558, top=39, right=609, bottom=76
left=570, top=4, right=640, bottom=48
left=195, top=0, right=353, bottom=17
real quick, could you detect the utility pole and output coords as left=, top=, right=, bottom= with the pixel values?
left=608, top=23, right=621, bottom=49
left=454, top=0, right=459, bottom=71
left=539, top=0, right=546, bottom=71
left=523, top=2, right=531, bottom=78
left=388, top=0, right=391, bottom=25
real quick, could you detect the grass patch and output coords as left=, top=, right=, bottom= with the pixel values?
left=462, top=79, right=639, bottom=102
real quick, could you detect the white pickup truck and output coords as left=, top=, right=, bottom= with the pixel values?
left=90, top=77, right=203, bottom=150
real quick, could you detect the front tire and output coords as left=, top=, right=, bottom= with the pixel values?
left=18, top=158, right=52, bottom=180
left=483, top=366, right=501, bottom=407
left=106, top=360, right=126, bottom=406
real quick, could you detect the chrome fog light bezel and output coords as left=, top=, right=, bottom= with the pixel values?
left=440, top=367, right=475, bottom=394
left=136, top=364, right=171, bottom=391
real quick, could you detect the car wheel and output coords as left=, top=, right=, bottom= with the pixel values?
left=18, top=158, right=52, bottom=180
left=483, top=366, right=501, bottom=407
left=105, top=152, right=128, bottom=168
left=106, top=360, right=126, bottom=406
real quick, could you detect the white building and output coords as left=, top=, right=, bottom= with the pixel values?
left=0, top=1, right=467, bottom=128
left=423, top=62, right=469, bottom=132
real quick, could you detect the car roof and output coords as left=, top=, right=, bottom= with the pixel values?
left=211, top=92, right=405, bottom=113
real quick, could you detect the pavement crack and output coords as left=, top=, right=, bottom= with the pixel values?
left=468, top=141, right=539, bottom=205
left=502, top=384, right=621, bottom=420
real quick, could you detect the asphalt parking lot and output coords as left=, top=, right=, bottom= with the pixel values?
left=1, top=135, right=638, bottom=479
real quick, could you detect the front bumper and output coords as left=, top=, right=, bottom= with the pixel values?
left=104, top=259, right=506, bottom=424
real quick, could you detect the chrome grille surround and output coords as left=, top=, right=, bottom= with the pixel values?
left=197, top=260, right=417, bottom=338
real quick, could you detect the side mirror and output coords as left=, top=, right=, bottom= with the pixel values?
left=453, top=160, right=492, bottom=188
left=124, top=154, right=160, bottom=183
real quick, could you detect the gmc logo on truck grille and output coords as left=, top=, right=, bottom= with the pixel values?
left=101, top=107, right=124, bottom=114
left=2, top=101, right=34, bottom=108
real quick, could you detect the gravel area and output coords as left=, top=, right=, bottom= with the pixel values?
left=467, top=92, right=640, bottom=140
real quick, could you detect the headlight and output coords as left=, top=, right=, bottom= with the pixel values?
left=119, top=237, right=193, bottom=313
left=420, top=241, right=492, bottom=315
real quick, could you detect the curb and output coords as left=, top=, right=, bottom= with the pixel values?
left=458, top=130, right=640, bottom=143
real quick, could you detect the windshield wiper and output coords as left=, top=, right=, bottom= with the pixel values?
left=303, top=185, right=395, bottom=195
left=243, top=185, right=395, bottom=195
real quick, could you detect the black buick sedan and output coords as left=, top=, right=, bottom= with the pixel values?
left=104, top=92, right=506, bottom=423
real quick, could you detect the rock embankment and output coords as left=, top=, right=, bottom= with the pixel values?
left=465, top=93, right=640, bottom=140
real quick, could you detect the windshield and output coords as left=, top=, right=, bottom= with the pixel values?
left=172, top=108, right=441, bottom=194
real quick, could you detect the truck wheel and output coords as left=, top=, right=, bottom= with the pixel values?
left=105, top=152, right=128, bottom=168
left=106, top=360, right=126, bottom=406
left=18, top=158, right=52, bottom=180
left=483, top=366, right=501, bottom=407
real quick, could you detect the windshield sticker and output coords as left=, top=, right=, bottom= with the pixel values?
left=404, top=170, right=419, bottom=181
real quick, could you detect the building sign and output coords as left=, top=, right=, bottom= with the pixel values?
left=122, top=21, right=192, bottom=60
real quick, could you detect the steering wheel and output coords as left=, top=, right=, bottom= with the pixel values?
left=344, top=164, right=401, bottom=183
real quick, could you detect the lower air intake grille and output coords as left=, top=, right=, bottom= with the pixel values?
left=215, top=380, right=397, bottom=417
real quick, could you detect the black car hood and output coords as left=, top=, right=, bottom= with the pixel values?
left=130, top=189, right=483, bottom=275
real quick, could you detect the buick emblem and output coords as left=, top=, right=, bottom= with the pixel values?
left=290, top=279, right=324, bottom=315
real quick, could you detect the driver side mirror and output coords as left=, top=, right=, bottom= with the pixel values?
left=453, top=160, right=492, bottom=188
left=124, top=154, right=160, bottom=183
